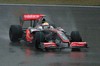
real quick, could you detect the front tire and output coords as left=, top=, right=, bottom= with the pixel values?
left=33, top=32, right=45, bottom=49
left=70, top=31, right=82, bottom=51
left=71, top=48, right=80, bottom=51
left=70, top=31, right=82, bottom=42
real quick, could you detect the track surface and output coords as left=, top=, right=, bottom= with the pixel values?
left=0, top=5, right=100, bottom=66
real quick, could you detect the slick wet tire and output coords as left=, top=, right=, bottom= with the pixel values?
left=70, top=31, right=82, bottom=42
left=34, top=32, right=45, bottom=49
left=9, top=25, right=23, bottom=42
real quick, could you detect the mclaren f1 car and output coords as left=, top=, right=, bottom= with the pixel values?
left=9, top=14, right=88, bottom=51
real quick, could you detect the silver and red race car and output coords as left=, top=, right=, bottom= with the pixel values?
left=9, top=14, right=88, bottom=51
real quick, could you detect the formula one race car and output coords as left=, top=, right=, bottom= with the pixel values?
left=9, top=14, right=88, bottom=51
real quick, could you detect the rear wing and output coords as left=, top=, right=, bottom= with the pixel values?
left=20, top=14, right=46, bottom=27
left=23, top=14, right=45, bottom=21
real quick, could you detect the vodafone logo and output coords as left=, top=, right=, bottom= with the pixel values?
left=24, top=14, right=40, bottom=19
left=23, top=14, right=45, bottom=20
left=23, top=14, right=42, bottom=20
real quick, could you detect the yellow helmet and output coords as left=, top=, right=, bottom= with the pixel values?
left=42, top=22, right=49, bottom=26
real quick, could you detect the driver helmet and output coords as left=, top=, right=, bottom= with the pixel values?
left=42, top=22, right=50, bottom=29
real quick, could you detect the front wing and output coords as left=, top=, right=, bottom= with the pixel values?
left=70, top=42, right=88, bottom=48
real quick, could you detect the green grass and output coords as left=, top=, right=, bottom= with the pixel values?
left=0, top=0, right=100, bottom=5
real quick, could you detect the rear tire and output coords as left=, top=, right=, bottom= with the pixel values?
left=9, top=25, right=23, bottom=42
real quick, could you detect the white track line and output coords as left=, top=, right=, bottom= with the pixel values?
left=0, top=4, right=100, bottom=8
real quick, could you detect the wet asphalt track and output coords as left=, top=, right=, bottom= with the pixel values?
left=0, top=5, right=100, bottom=66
